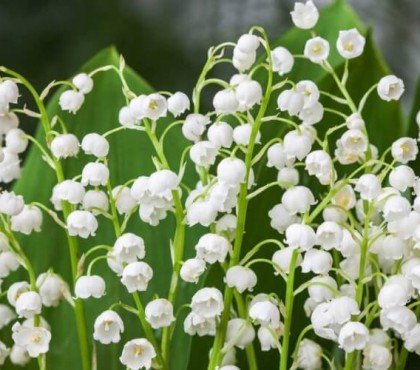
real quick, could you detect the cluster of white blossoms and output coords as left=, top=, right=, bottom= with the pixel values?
left=0, top=1, right=419, bottom=370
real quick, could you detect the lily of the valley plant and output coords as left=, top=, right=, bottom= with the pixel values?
left=0, top=1, right=419, bottom=369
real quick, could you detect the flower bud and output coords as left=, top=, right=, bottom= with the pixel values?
left=112, top=185, right=136, bottom=215
left=236, top=34, right=260, bottom=53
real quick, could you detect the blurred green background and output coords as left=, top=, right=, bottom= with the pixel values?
left=0, top=0, right=418, bottom=105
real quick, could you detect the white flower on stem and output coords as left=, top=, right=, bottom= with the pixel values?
left=51, top=180, right=85, bottom=208
left=0, top=251, right=20, bottom=278
left=296, top=339, right=322, bottom=370
left=82, top=189, right=109, bottom=215
left=233, top=47, right=256, bottom=72
left=184, top=311, right=216, bottom=336
left=235, top=80, right=263, bottom=110
left=207, top=121, right=233, bottom=149
left=285, top=223, right=316, bottom=251
left=129, top=95, right=147, bottom=120
left=180, top=258, right=206, bottom=283
left=215, top=214, right=237, bottom=241
left=15, top=291, right=42, bottom=319
left=277, top=90, right=304, bottom=116
left=59, top=90, right=85, bottom=113
left=189, top=141, right=218, bottom=168
left=380, top=306, right=416, bottom=336
left=7, top=281, right=30, bottom=307
left=12, top=322, right=51, bottom=358
left=139, top=93, right=167, bottom=120
left=94, top=310, right=124, bottom=344
left=233, top=123, right=261, bottom=146
left=148, top=169, right=179, bottom=200
left=282, top=186, right=316, bottom=214
left=332, top=184, right=356, bottom=210
left=257, top=325, right=282, bottom=351
left=0, top=112, right=19, bottom=135
left=5, top=128, right=28, bottom=154
left=67, top=210, right=98, bottom=238
left=36, top=272, right=69, bottom=307
left=213, top=89, right=239, bottom=115
left=338, top=322, right=369, bottom=352
left=230, top=73, right=250, bottom=86
left=355, top=174, right=382, bottom=201
left=0, top=149, right=21, bottom=183
left=336, top=29, right=366, bottom=59
left=304, top=37, right=330, bottom=63
left=316, top=221, right=343, bottom=250
left=112, top=186, right=136, bottom=215
left=299, top=101, right=324, bottom=125
left=191, top=287, right=223, bottom=318
left=50, top=133, right=80, bottom=159
left=404, top=324, right=420, bottom=355
left=402, top=258, right=420, bottom=290
left=346, top=113, right=365, bottom=130
left=271, top=47, right=294, bottom=75
left=72, top=73, right=93, bottom=94
left=301, top=249, right=333, bottom=275
left=283, top=129, right=312, bottom=160
left=81, top=133, right=109, bottom=158
left=81, top=162, right=109, bottom=186
left=362, top=343, right=392, bottom=370
left=167, top=92, right=190, bottom=117
left=225, top=266, right=257, bottom=293
left=11, top=205, right=42, bottom=235
left=388, top=165, right=415, bottom=192
left=75, top=275, right=106, bottom=299
left=236, top=34, right=260, bottom=53
left=295, top=80, right=320, bottom=109
left=268, top=203, right=299, bottom=233
left=272, top=247, right=302, bottom=274
left=9, top=345, right=30, bottom=366
left=145, top=298, right=175, bottom=329
left=0, top=80, right=19, bottom=104
left=377, top=75, right=405, bottom=101
left=267, top=143, right=286, bottom=170
left=277, top=167, right=299, bottom=188
left=391, top=137, right=418, bottom=164
left=305, top=150, right=332, bottom=182
left=382, top=196, right=411, bottom=222
left=249, top=300, right=280, bottom=328
left=119, top=338, right=156, bottom=370
left=378, top=278, right=411, bottom=309
left=182, top=113, right=210, bottom=142
left=339, top=129, right=368, bottom=155
left=290, top=1, right=319, bottom=29
left=118, top=106, right=137, bottom=126
left=323, top=206, right=348, bottom=224
left=195, top=233, right=231, bottom=264
left=226, top=318, right=255, bottom=349
left=0, top=191, right=24, bottom=216
left=0, top=304, right=16, bottom=329
left=186, top=198, right=218, bottom=227
left=307, top=275, right=337, bottom=303
left=113, top=233, right=145, bottom=264
left=217, top=157, right=246, bottom=186
left=121, top=261, right=153, bottom=293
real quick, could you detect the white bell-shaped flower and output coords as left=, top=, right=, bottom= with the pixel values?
left=304, top=36, right=330, bottom=63
left=118, top=106, right=137, bottom=126
left=67, top=210, right=98, bottom=238
left=81, top=133, right=109, bottom=158
left=249, top=300, right=280, bottom=328
left=0, top=304, right=16, bottom=329
left=189, top=141, right=218, bottom=168
left=81, top=162, right=109, bottom=186
left=213, top=89, right=239, bottom=115
left=180, top=258, right=206, bottom=283
left=233, top=123, right=261, bottom=146
left=282, top=186, right=315, bottom=214
left=0, top=191, right=24, bottom=216
left=36, top=272, right=69, bottom=307
left=271, top=47, right=294, bottom=75
left=59, top=90, right=85, bottom=113
left=12, top=322, right=51, bottom=358
left=93, top=310, right=124, bottom=344
left=195, top=233, right=231, bottom=264
left=72, top=73, right=93, bottom=94
left=236, top=34, right=260, bottom=53
left=184, top=311, right=216, bottom=336
left=283, top=129, right=312, bottom=160
left=167, top=92, right=190, bottom=117
left=82, top=189, right=109, bottom=215
left=272, top=247, right=302, bottom=274
left=389, top=165, right=415, bottom=192
left=217, top=157, right=246, bottom=186
left=0, top=251, right=20, bottom=278
left=191, top=287, right=223, bottom=318
left=338, top=321, right=369, bottom=352
left=121, top=261, right=153, bottom=293
left=307, top=275, right=337, bottom=303
left=316, top=221, right=343, bottom=250
left=285, top=223, right=316, bottom=251
left=225, top=266, right=257, bottom=293
left=268, top=203, right=299, bottom=234
left=391, top=137, right=418, bottom=164
left=51, top=180, right=85, bottom=208
left=362, top=343, right=392, bottom=370
left=277, top=90, right=304, bottom=116
left=75, top=275, right=106, bottom=299
left=277, top=167, right=299, bottom=188
left=377, top=75, right=404, bottom=101
left=301, top=249, right=333, bottom=275
left=226, top=318, right=255, bottom=349
left=11, top=205, right=42, bottom=235
left=207, top=121, right=233, bottom=149
left=404, top=324, right=420, bottom=355
left=113, top=233, right=145, bottom=264
left=336, top=28, right=366, bottom=59
left=119, top=338, right=156, bottom=370
left=355, top=174, right=382, bottom=200
left=9, top=344, right=30, bottom=366
left=182, top=113, right=210, bottom=142
left=290, top=1, right=319, bottom=29
left=50, top=133, right=80, bottom=159
left=235, top=80, right=262, bottom=110
left=112, top=185, right=136, bottom=215
left=145, top=298, right=175, bottom=329
left=0, top=80, right=19, bottom=105
left=380, top=306, right=416, bottom=337
left=5, top=128, right=28, bottom=154
left=296, top=339, right=322, bottom=370
left=267, top=143, right=286, bottom=170
left=7, top=281, right=30, bottom=307
left=15, top=291, right=42, bottom=319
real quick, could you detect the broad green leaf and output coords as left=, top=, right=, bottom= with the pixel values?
left=7, top=48, right=200, bottom=370
left=189, top=0, right=406, bottom=368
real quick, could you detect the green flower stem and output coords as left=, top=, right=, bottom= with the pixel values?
left=208, top=30, right=273, bottom=370
left=279, top=249, right=299, bottom=370
left=142, top=119, right=186, bottom=364
left=1, top=67, right=91, bottom=370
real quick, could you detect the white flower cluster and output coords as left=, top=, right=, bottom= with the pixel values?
left=0, top=1, right=418, bottom=370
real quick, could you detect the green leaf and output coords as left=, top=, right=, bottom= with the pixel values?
left=8, top=47, right=200, bottom=370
